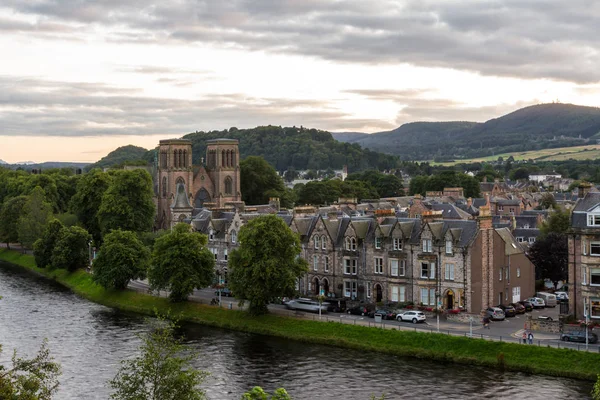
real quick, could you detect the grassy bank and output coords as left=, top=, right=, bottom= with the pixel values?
left=1, top=248, right=599, bottom=381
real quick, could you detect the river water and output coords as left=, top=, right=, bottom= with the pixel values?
left=0, top=261, right=592, bottom=399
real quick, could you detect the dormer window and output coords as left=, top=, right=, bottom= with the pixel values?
left=345, top=237, right=357, bottom=251
left=314, top=236, right=320, bottom=249
left=209, top=229, right=214, bottom=241
left=588, top=214, right=600, bottom=226
left=375, top=237, right=382, bottom=249
left=422, top=239, right=432, bottom=253
left=445, top=240, right=453, bottom=254
left=231, top=230, right=237, bottom=244
left=393, top=238, right=402, bottom=251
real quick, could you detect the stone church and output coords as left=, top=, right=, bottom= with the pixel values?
left=155, top=138, right=242, bottom=229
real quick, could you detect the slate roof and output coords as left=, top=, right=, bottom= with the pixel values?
left=495, top=227, right=525, bottom=255
left=472, top=198, right=487, bottom=208
left=573, top=192, right=600, bottom=212
left=513, top=228, right=540, bottom=240
left=429, top=203, right=472, bottom=220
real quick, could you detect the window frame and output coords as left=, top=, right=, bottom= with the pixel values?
left=445, top=263, right=455, bottom=281
left=420, top=262, right=429, bottom=279
left=445, top=240, right=453, bottom=254
left=374, top=257, right=384, bottom=274
left=591, top=268, right=600, bottom=286
left=591, top=242, right=600, bottom=256
left=313, top=255, right=318, bottom=271
left=324, top=256, right=330, bottom=272
left=390, top=259, right=398, bottom=276
left=314, top=236, right=320, bottom=249
left=375, top=236, right=382, bottom=249
left=393, top=238, right=402, bottom=251
left=322, top=235, right=327, bottom=250
left=588, top=214, right=600, bottom=227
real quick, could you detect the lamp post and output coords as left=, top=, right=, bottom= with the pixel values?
left=469, top=316, right=473, bottom=338
left=436, top=290, right=440, bottom=333
left=585, top=299, right=589, bottom=351
left=87, top=240, right=93, bottom=272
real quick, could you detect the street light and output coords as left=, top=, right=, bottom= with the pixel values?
left=435, top=290, right=440, bottom=333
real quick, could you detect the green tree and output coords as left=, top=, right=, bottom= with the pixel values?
left=51, top=226, right=91, bottom=271
left=109, top=317, right=208, bottom=400
left=528, top=232, right=568, bottom=288
left=0, top=195, right=27, bottom=249
left=148, top=223, right=215, bottom=302
left=592, top=374, right=600, bottom=400
left=33, top=219, right=64, bottom=269
left=283, top=167, right=299, bottom=183
left=17, top=187, right=53, bottom=249
left=539, top=192, right=557, bottom=210
left=70, top=169, right=112, bottom=243
left=242, top=386, right=292, bottom=400
left=93, top=230, right=150, bottom=290
left=0, top=340, right=61, bottom=400
left=229, top=214, right=308, bottom=315
left=509, top=167, right=530, bottom=181
left=409, top=176, right=428, bottom=196
left=539, top=208, right=570, bottom=237
left=240, top=156, right=287, bottom=206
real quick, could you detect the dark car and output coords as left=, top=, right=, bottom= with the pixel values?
left=517, top=300, right=533, bottom=312
left=560, top=331, right=598, bottom=344
left=368, top=308, right=396, bottom=320
left=509, top=302, right=526, bottom=314
left=347, top=304, right=374, bottom=316
left=496, top=304, right=516, bottom=317
left=215, top=288, right=233, bottom=297
left=325, top=299, right=347, bottom=313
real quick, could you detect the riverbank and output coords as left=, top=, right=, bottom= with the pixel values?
left=1, top=248, right=599, bottom=382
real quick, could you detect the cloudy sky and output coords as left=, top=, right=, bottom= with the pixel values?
left=2, top=0, right=600, bottom=163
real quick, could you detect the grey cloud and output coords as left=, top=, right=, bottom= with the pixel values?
left=0, top=76, right=386, bottom=136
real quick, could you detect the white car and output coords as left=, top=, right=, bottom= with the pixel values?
left=555, top=291, right=569, bottom=302
left=396, top=310, right=426, bottom=324
left=527, top=297, right=546, bottom=309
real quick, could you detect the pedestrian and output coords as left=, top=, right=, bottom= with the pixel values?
left=528, top=332, right=534, bottom=345
left=522, top=331, right=527, bottom=344
left=483, top=316, right=490, bottom=329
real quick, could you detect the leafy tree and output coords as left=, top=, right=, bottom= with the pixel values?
left=408, top=176, right=428, bottom=196
left=229, top=214, right=308, bottom=315
left=33, top=219, right=64, bottom=269
left=539, top=208, right=570, bottom=237
left=509, top=167, right=529, bottom=181
left=98, top=169, right=155, bottom=235
left=148, top=223, right=215, bottom=302
left=240, top=156, right=287, bottom=206
left=592, top=374, right=600, bottom=400
left=93, top=230, right=150, bottom=290
left=539, top=192, right=557, bottom=210
left=17, top=187, right=53, bottom=249
left=242, top=386, right=292, bottom=400
left=109, top=317, right=208, bottom=400
left=528, top=232, right=567, bottom=288
left=283, top=167, right=299, bottom=183
left=0, top=195, right=27, bottom=249
left=51, top=226, right=91, bottom=271
left=70, top=169, right=112, bottom=243
left=0, top=340, right=61, bottom=400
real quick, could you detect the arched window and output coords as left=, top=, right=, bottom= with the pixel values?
left=322, top=235, right=327, bottom=249
left=231, top=151, right=236, bottom=167
left=231, top=230, right=237, bottom=244
left=160, top=151, right=167, bottom=168
left=173, top=150, right=178, bottom=168
left=162, top=177, right=167, bottom=197
left=224, top=176, right=233, bottom=195
left=314, top=236, right=320, bottom=249
left=179, top=150, right=184, bottom=169
left=183, top=150, right=187, bottom=167
left=351, top=237, right=357, bottom=250
left=176, top=177, right=184, bottom=186
left=222, top=150, right=226, bottom=166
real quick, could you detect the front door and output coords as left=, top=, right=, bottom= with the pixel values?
left=313, top=277, right=320, bottom=295
left=375, top=284, right=383, bottom=303
left=446, top=290, right=454, bottom=309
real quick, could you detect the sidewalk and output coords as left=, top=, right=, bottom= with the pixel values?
left=513, top=329, right=558, bottom=341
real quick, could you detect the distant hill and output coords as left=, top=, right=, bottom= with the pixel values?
left=0, top=159, right=7, bottom=164
left=0, top=161, right=89, bottom=171
left=334, top=103, right=600, bottom=161
left=85, top=145, right=153, bottom=171
left=330, top=132, right=370, bottom=143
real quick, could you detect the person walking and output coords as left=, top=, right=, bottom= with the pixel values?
left=528, top=332, right=534, bottom=345
left=522, top=331, right=527, bottom=344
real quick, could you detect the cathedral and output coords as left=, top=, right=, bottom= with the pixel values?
left=155, top=138, right=242, bottom=229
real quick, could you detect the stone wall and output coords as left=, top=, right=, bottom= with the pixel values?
left=526, top=315, right=562, bottom=333
left=447, top=312, right=479, bottom=324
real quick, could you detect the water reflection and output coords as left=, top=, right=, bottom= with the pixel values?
left=0, top=262, right=592, bottom=399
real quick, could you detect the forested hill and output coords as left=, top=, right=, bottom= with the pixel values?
left=85, top=145, right=153, bottom=171
left=183, top=126, right=400, bottom=171
left=333, top=103, right=600, bottom=161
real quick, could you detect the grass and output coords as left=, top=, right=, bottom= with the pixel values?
left=430, top=144, right=600, bottom=166
left=2, top=248, right=600, bottom=381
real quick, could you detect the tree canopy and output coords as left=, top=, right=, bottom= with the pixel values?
left=148, top=223, right=215, bottom=302
left=229, top=214, right=308, bottom=315
left=17, top=186, right=53, bottom=249
left=528, top=232, right=568, bottom=288
left=240, top=156, right=288, bottom=207
left=70, top=169, right=112, bottom=243
left=33, top=219, right=65, bottom=269
left=51, top=226, right=91, bottom=271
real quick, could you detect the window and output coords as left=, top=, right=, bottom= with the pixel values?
left=509, top=208, right=515, bottom=214
left=421, top=262, right=429, bottom=279
left=344, top=281, right=357, bottom=298
left=499, top=268, right=503, bottom=281
left=399, top=286, right=406, bottom=302
left=322, top=235, right=327, bottom=250
left=517, top=267, right=521, bottom=278
left=422, top=239, right=432, bottom=253
left=210, top=248, right=218, bottom=260
left=445, top=240, right=453, bottom=254
left=588, top=214, right=600, bottom=226
left=399, top=260, right=406, bottom=276
left=375, top=237, right=382, bottom=249
left=445, top=263, right=455, bottom=281
left=583, top=239, right=588, bottom=255
left=420, top=288, right=429, bottom=305
left=324, top=256, right=330, bottom=272
left=591, top=242, right=600, bottom=256
left=313, top=255, right=318, bottom=271
left=162, top=176, right=167, bottom=197
left=390, top=259, right=398, bottom=276
left=505, top=267, right=510, bottom=280
left=366, top=282, right=372, bottom=298
left=583, top=266, right=588, bottom=285
left=516, top=237, right=524, bottom=243
left=430, top=263, right=435, bottom=279
left=498, top=205, right=504, bottom=211
left=591, top=269, right=600, bottom=286
left=209, top=229, right=214, bottom=241
left=524, top=224, right=530, bottom=229
left=374, top=257, right=384, bottom=274
left=391, top=286, right=399, bottom=302
left=528, top=237, right=535, bottom=243
left=345, top=237, right=357, bottom=251
left=344, top=259, right=357, bottom=275
left=231, top=230, right=237, bottom=244
left=224, top=176, right=233, bottom=195
left=430, top=288, right=436, bottom=306
left=393, top=238, right=402, bottom=250
left=512, top=287, right=521, bottom=303
left=314, top=236, right=320, bottom=249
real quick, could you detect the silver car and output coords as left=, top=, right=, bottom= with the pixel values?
left=285, top=298, right=328, bottom=313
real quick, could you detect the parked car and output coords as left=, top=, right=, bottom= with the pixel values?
left=347, top=304, right=374, bottom=316
left=215, top=288, right=234, bottom=297
left=509, top=302, right=526, bottom=314
left=527, top=297, right=546, bottom=309
left=517, top=300, right=533, bottom=312
left=486, top=307, right=505, bottom=321
left=285, top=298, right=328, bottom=313
left=555, top=291, right=569, bottom=302
left=496, top=304, right=516, bottom=317
left=536, top=292, right=557, bottom=307
left=560, top=331, right=599, bottom=344
left=397, top=310, right=427, bottom=324
left=368, top=308, right=396, bottom=320
left=325, top=299, right=347, bottom=313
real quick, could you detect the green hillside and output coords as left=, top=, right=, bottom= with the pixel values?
left=336, top=103, right=600, bottom=161
left=85, top=145, right=153, bottom=171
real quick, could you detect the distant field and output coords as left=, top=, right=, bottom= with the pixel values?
left=432, top=144, right=600, bottom=165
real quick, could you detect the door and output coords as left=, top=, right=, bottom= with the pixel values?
left=446, top=290, right=454, bottom=309
left=375, top=284, right=383, bottom=303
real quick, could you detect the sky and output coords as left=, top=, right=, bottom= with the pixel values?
left=2, top=0, right=600, bottom=163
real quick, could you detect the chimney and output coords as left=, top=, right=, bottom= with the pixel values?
left=579, top=182, right=592, bottom=199
left=478, top=199, right=493, bottom=230
left=269, top=197, right=281, bottom=212
left=422, top=210, right=443, bottom=223
left=467, top=197, right=473, bottom=207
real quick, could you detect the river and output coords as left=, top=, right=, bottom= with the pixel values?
left=0, top=261, right=592, bottom=399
